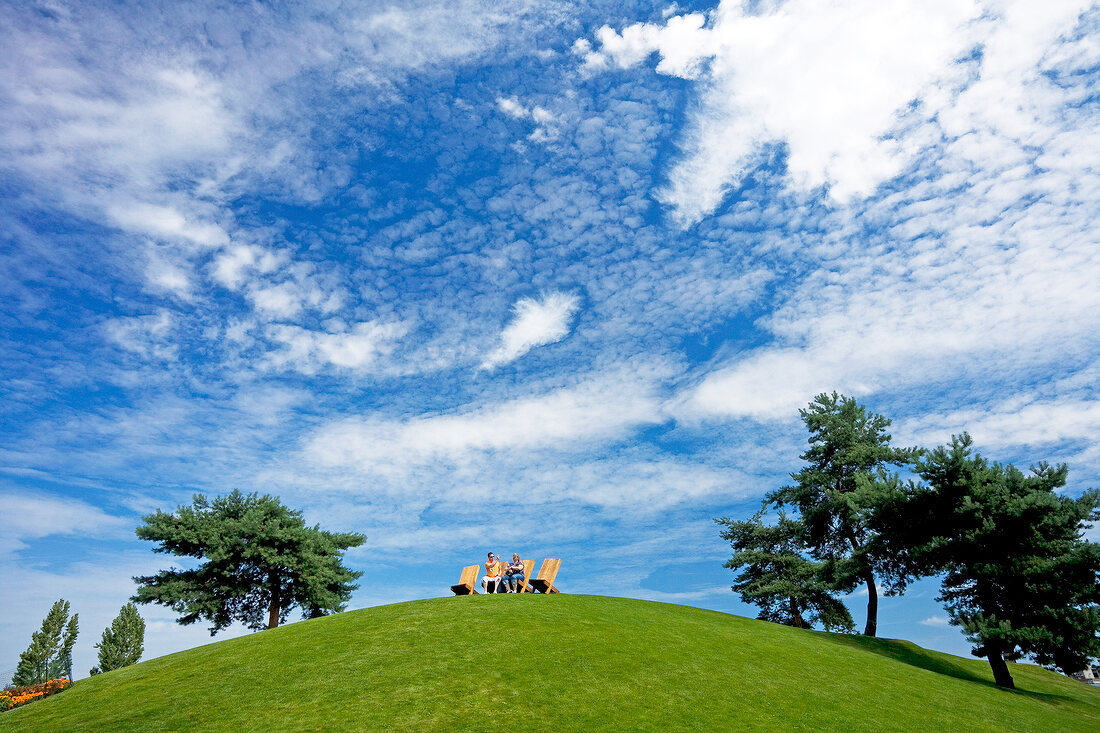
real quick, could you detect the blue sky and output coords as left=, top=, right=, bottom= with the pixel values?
left=2, top=0, right=1099, bottom=680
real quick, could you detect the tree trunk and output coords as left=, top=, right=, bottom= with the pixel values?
left=845, top=532, right=877, bottom=637
left=986, top=646, right=1015, bottom=689
left=789, top=596, right=808, bottom=629
left=267, top=581, right=281, bottom=630
left=862, top=570, right=878, bottom=637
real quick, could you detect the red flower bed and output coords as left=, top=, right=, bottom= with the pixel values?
left=0, top=679, right=71, bottom=711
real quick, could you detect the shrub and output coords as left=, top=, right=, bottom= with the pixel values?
left=0, top=678, right=71, bottom=711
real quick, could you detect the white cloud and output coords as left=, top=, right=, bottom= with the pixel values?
left=580, top=12, right=715, bottom=78
left=104, top=311, right=177, bottom=360
left=225, top=255, right=347, bottom=323
left=1, top=0, right=542, bottom=306
left=4, top=65, right=238, bottom=193
left=305, top=374, right=663, bottom=474
left=481, top=291, right=580, bottom=368
left=938, top=0, right=1093, bottom=143
left=267, top=321, right=408, bottom=373
left=579, top=0, right=1092, bottom=224
left=211, top=244, right=285, bottom=290
left=920, top=615, right=953, bottom=628
left=107, top=203, right=229, bottom=248
left=497, top=96, right=528, bottom=119
left=249, top=281, right=306, bottom=320
left=496, top=95, right=560, bottom=143
left=530, top=106, right=556, bottom=125
left=679, top=183, right=1100, bottom=423
left=223, top=318, right=255, bottom=343
left=897, top=398, right=1100, bottom=454
left=675, top=7, right=1100, bottom=425
left=679, top=347, right=851, bottom=422
left=145, top=250, right=193, bottom=299
left=0, top=493, right=131, bottom=558
left=531, top=458, right=753, bottom=511
left=349, top=2, right=530, bottom=73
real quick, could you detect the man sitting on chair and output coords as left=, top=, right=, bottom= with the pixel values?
left=482, top=552, right=503, bottom=593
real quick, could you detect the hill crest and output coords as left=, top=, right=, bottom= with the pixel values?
left=2, top=595, right=1098, bottom=732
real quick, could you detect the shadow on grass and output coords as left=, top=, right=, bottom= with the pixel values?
left=816, top=633, right=1074, bottom=706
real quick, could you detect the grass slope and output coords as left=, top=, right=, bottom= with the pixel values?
left=2, top=595, right=1098, bottom=732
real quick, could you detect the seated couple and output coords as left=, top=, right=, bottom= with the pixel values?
left=482, top=552, right=525, bottom=593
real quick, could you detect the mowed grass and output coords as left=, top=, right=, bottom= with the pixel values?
left=3, top=595, right=1098, bottom=732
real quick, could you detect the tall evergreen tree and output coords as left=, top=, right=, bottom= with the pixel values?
left=13, top=599, right=78, bottom=685
left=767, top=392, right=919, bottom=636
left=717, top=510, right=854, bottom=632
left=133, top=490, right=365, bottom=634
left=907, top=434, right=1100, bottom=688
left=90, top=603, right=145, bottom=675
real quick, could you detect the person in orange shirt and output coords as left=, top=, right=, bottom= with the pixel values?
left=481, top=552, right=504, bottom=593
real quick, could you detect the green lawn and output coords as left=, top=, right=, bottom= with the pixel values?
left=3, top=595, right=1098, bottom=731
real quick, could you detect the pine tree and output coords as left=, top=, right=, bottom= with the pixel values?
left=90, top=603, right=145, bottom=675
left=13, top=599, right=78, bottom=685
left=717, top=510, right=854, bottom=632
left=767, top=392, right=918, bottom=636
left=133, top=490, right=365, bottom=634
left=910, top=434, right=1100, bottom=688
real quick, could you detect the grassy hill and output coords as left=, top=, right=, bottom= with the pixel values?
left=2, top=595, right=1098, bottom=732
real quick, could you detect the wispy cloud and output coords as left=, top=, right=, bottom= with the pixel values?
left=497, top=95, right=560, bottom=143
left=305, top=372, right=663, bottom=474
left=104, top=311, right=178, bottom=361
left=0, top=492, right=131, bottom=558
left=211, top=245, right=285, bottom=291
left=266, top=321, right=408, bottom=374
left=897, top=397, right=1100, bottom=457
left=107, top=202, right=229, bottom=249
left=481, top=292, right=581, bottom=369
left=920, top=615, right=953, bottom=628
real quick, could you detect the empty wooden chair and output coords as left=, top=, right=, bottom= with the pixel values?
left=528, top=558, right=562, bottom=594
left=450, top=564, right=480, bottom=595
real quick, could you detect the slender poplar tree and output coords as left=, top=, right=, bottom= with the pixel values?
left=90, top=602, right=145, bottom=675
left=13, top=599, right=78, bottom=685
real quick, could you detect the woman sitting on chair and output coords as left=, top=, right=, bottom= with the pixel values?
left=502, top=553, right=526, bottom=593
left=481, top=552, right=503, bottom=593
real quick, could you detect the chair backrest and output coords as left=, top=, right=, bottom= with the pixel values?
left=521, top=559, right=534, bottom=582
left=536, top=558, right=561, bottom=584
left=458, top=564, right=478, bottom=588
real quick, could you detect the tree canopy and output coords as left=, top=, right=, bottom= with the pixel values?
left=133, top=490, right=366, bottom=634
left=91, top=602, right=145, bottom=675
left=719, top=392, right=1100, bottom=685
left=767, top=392, right=919, bottom=636
left=14, top=599, right=78, bottom=685
left=904, top=434, right=1100, bottom=688
left=717, top=510, right=854, bottom=632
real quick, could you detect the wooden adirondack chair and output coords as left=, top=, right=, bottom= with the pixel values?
left=528, top=558, right=562, bottom=594
left=450, top=564, right=480, bottom=595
